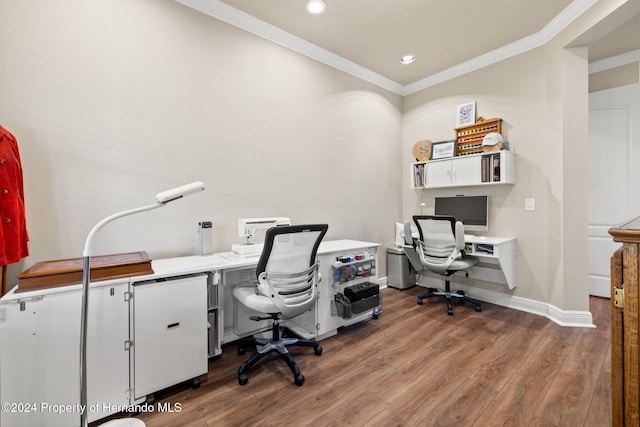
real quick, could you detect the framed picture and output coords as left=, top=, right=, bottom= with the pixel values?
left=456, top=101, right=476, bottom=127
left=431, top=140, right=456, bottom=159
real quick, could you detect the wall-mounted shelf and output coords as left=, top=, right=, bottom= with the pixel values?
left=411, top=150, right=514, bottom=189
left=455, top=117, right=502, bottom=156
left=331, top=256, right=376, bottom=285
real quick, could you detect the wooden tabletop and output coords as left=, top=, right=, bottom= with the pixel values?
left=609, top=216, right=640, bottom=243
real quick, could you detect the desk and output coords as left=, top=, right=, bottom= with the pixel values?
left=464, top=235, right=516, bottom=289
left=0, top=239, right=379, bottom=427
left=412, top=235, right=516, bottom=290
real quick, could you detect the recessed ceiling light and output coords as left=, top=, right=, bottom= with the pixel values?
left=400, top=55, right=415, bottom=65
left=305, top=0, right=327, bottom=15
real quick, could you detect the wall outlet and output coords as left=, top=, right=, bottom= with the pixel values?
left=525, top=198, right=536, bottom=211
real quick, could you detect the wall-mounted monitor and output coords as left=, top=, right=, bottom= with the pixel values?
left=434, top=195, right=488, bottom=233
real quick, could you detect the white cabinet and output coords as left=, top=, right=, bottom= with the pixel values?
left=284, top=250, right=380, bottom=340
left=315, top=247, right=380, bottom=338
left=0, top=273, right=210, bottom=425
left=0, top=281, right=130, bottom=427
left=411, top=150, right=515, bottom=189
left=427, top=155, right=480, bottom=187
left=132, top=274, right=208, bottom=401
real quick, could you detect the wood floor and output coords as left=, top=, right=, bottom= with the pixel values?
left=117, top=287, right=612, bottom=427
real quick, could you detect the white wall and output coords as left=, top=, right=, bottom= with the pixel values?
left=402, top=47, right=568, bottom=307
left=0, top=0, right=629, bottom=315
left=0, top=0, right=403, bottom=285
left=402, top=0, right=627, bottom=312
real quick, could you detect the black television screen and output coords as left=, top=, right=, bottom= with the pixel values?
left=434, top=195, right=488, bottom=232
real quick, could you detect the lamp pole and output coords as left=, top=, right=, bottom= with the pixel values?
left=79, top=182, right=204, bottom=427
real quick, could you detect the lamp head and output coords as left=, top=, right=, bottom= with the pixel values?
left=155, top=181, right=205, bottom=204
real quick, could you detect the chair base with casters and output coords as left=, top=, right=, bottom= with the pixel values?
left=237, top=314, right=323, bottom=386
left=417, top=271, right=482, bottom=316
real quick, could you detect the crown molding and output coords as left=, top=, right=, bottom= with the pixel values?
left=175, top=0, right=597, bottom=97
left=174, top=0, right=405, bottom=95
left=589, top=48, right=640, bottom=73
left=404, top=0, right=598, bottom=94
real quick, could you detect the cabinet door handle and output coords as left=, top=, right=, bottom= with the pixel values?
left=167, top=322, right=181, bottom=330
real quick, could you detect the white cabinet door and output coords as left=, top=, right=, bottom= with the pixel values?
left=426, top=160, right=454, bottom=187
left=86, top=283, right=132, bottom=421
left=426, top=156, right=481, bottom=187
left=0, top=282, right=130, bottom=427
left=133, top=275, right=208, bottom=400
left=450, top=155, right=481, bottom=186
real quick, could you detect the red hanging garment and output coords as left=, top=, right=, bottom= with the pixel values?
left=0, top=125, right=29, bottom=265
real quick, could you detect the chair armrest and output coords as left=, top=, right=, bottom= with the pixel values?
left=403, top=244, right=423, bottom=272
left=455, top=221, right=465, bottom=251
left=403, top=221, right=414, bottom=246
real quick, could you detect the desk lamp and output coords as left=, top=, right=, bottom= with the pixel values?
left=79, top=181, right=205, bottom=427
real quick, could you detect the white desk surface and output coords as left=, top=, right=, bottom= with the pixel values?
left=464, top=235, right=515, bottom=245
left=1, top=239, right=381, bottom=301
left=150, top=239, right=379, bottom=277
left=318, top=239, right=380, bottom=253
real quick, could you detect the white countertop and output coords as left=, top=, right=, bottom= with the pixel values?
left=0, top=239, right=380, bottom=301
left=464, top=235, right=515, bottom=244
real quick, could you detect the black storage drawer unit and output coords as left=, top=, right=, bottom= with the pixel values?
left=344, top=282, right=379, bottom=302
left=335, top=282, right=380, bottom=318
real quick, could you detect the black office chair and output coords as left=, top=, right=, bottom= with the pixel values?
left=408, top=215, right=482, bottom=315
left=232, top=224, right=328, bottom=386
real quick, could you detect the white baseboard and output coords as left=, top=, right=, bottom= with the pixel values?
left=377, top=276, right=388, bottom=289
left=505, top=292, right=595, bottom=328
left=379, top=275, right=595, bottom=328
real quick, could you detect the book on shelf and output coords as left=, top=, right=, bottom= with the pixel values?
left=492, top=153, right=501, bottom=182
left=414, top=164, right=425, bottom=187
left=481, top=156, right=490, bottom=182
left=481, top=152, right=502, bottom=183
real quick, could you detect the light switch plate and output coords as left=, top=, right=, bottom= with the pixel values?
left=525, top=198, right=536, bottom=211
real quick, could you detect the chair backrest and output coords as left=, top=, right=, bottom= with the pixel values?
left=256, top=224, right=328, bottom=318
left=413, top=215, right=457, bottom=254
left=412, top=215, right=465, bottom=273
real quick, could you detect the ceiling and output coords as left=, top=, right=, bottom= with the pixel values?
left=178, top=0, right=640, bottom=94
